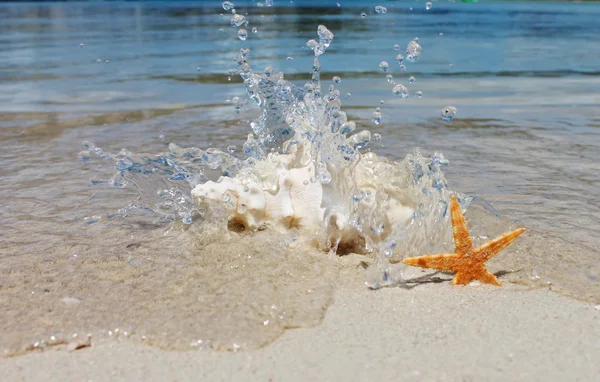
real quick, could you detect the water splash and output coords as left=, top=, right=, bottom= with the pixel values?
left=85, top=24, right=456, bottom=289
left=192, top=25, right=455, bottom=287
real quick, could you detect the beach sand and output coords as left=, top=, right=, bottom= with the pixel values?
left=2, top=255, right=599, bottom=382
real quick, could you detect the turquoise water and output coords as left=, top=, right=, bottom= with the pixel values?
left=1, top=0, right=599, bottom=355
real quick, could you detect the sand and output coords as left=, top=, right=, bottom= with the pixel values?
left=2, top=258, right=599, bottom=382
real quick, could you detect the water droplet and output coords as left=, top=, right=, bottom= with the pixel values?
left=415, top=90, right=423, bottom=98
left=159, top=134, right=165, bottom=142
left=230, top=14, right=246, bottom=27
left=426, top=2, right=432, bottom=10
left=406, top=40, right=422, bottom=63
left=237, top=28, right=248, bottom=41
left=441, top=106, right=457, bottom=121
left=227, top=144, right=236, bottom=153
left=408, top=76, right=415, bottom=84
left=399, top=64, right=407, bottom=72
left=392, top=84, right=409, bottom=98
left=372, top=110, right=382, bottom=125
left=265, top=0, right=274, bottom=6
left=360, top=12, right=367, bottom=18
left=529, top=269, right=541, bottom=281
left=379, top=61, right=389, bottom=72
left=395, top=54, right=404, bottom=65
left=439, top=32, right=444, bottom=37
left=347, top=92, right=351, bottom=98
left=286, top=56, right=293, bottom=60
left=375, top=5, right=387, bottom=14
left=373, top=133, right=382, bottom=141
left=196, top=66, right=202, bottom=71
left=252, top=27, right=258, bottom=33
left=394, top=44, right=400, bottom=51
left=79, top=43, right=84, bottom=47
left=350, top=130, right=372, bottom=148
left=340, top=121, right=356, bottom=135
left=307, top=39, right=323, bottom=57
left=332, top=76, right=341, bottom=83
left=317, top=25, right=334, bottom=52
left=385, top=74, right=394, bottom=83
left=222, top=1, right=234, bottom=11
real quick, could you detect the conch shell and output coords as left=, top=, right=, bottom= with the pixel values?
left=191, top=142, right=414, bottom=254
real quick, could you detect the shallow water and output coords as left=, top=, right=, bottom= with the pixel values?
left=1, top=1, right=599, bottom=356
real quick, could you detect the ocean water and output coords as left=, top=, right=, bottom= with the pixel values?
left=1, top=0, right=599, bottom=356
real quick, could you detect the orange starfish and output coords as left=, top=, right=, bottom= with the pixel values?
left=403, top=196, right=525, bottom=286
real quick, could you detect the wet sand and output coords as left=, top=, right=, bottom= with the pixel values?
left=2, top=255, right=599, bottom=382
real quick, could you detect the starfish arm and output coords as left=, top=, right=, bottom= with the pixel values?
left=403, top=254, right=463, bottom=271
left=474, top=268, right=502, bottom=286
left=452, top=266, right=501, bottom=286
left=474, top=227, right=526, bottom=261
left=450, top=196, right=474, bottom=255
left=452, top=271, right=474, bottom=285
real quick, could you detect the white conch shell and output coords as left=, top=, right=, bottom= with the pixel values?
left=192, top=144, right=326, bottom=233
left=191, top=143, right=415, bottom=254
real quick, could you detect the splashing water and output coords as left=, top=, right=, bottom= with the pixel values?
left=82, top=24, right=460, bottom=291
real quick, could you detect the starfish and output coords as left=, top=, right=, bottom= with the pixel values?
left=403, top=195, right=525, bottom=286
